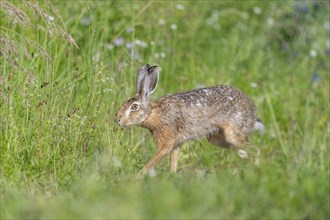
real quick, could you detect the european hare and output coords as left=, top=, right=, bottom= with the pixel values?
left=116, top=64, right=263, bottom=176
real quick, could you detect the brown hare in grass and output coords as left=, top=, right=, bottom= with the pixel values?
left=116, top=64, right=264, bottom=176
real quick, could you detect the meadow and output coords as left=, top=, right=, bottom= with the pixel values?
left=0, top=0, right=329, bottom=219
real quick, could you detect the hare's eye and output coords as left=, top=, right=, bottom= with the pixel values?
left=131, top=103, right=139, bottom=110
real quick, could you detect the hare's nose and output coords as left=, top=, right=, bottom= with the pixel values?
left=114, top=117, right=121, bottom=125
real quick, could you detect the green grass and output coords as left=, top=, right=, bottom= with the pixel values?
left=0, top=1, right=329, bottom=219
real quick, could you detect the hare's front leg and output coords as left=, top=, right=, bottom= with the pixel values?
left=169, top=147, right=180, bottom=173
left=137, top=145, right=174, bottom=176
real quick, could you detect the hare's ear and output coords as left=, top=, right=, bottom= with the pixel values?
left=136, top=64, right=150, bottom=95
left=141, top=66, right=160, bottom=100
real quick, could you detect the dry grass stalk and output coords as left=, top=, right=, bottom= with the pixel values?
left=0, top=0, right=78, bottom=70
left=0, top=0, right=32, bottom=27
left=0, top=32, right=51, bottom=65
left=22, top=0, right=78, bottom=48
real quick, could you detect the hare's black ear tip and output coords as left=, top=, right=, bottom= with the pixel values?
left=148, top=65, right=161, bottom=72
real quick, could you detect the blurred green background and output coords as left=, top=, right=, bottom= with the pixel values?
left=0, top=0, right=329, bottom=219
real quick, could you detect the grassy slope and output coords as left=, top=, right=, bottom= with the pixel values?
left=0, top=1, right=329, bottom=219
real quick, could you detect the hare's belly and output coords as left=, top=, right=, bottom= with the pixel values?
left=176, top=114, right=221, bottom=143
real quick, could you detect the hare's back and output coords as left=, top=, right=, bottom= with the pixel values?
left=174, top=85, right=254, bottom=109
left=158, top=85, right=257, bottom=132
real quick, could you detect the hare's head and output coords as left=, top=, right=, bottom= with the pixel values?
left=116, top=64, right=160, bottom=127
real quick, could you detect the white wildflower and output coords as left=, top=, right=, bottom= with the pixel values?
left=106, top=43, right=114, bottom=50
left=253, top=7, right=262, bottom=14
left=48, top=15, right=54, bottom=21
left=81, top=16, right=92, bottom=26
left=103, top=88, right=112, bottom=93
left=176, top=4, right=185, bottom=10
left=309, top=49, right=317, bottom=58
left=170, top=24, right=177, bottom=30
left=158, top=19, right=166, bottom=25
left=250, top=82, right=258, bottom=88
left=148, top=168, right=157, bottom=177
left=112, top=157, right=122, bottom=168
left=267, top=18, right=274, bottom=27
left=92, top=52, right=100, bottom=62
left=206, top=10, right=219, bottom=26
left=134, top=39, right=148, bottom=48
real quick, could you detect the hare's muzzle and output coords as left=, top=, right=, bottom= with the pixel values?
left=114, top=117, right=122, bottom=126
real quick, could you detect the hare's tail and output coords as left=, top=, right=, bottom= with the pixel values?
left=254, top=118, right=265, bottom=135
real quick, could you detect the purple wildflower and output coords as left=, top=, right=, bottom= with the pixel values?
left=113, top=37, right=125, bottom=46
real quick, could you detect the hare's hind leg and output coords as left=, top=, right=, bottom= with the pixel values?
left=221, top=124, right=248, bottom=147
left=207, top=130, right=231, bottom=148
left=211, top=124, right=260, bottom=162
left=208, top=125, right=249, bottom=159
left=207, top=130, right=249, bottom=158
